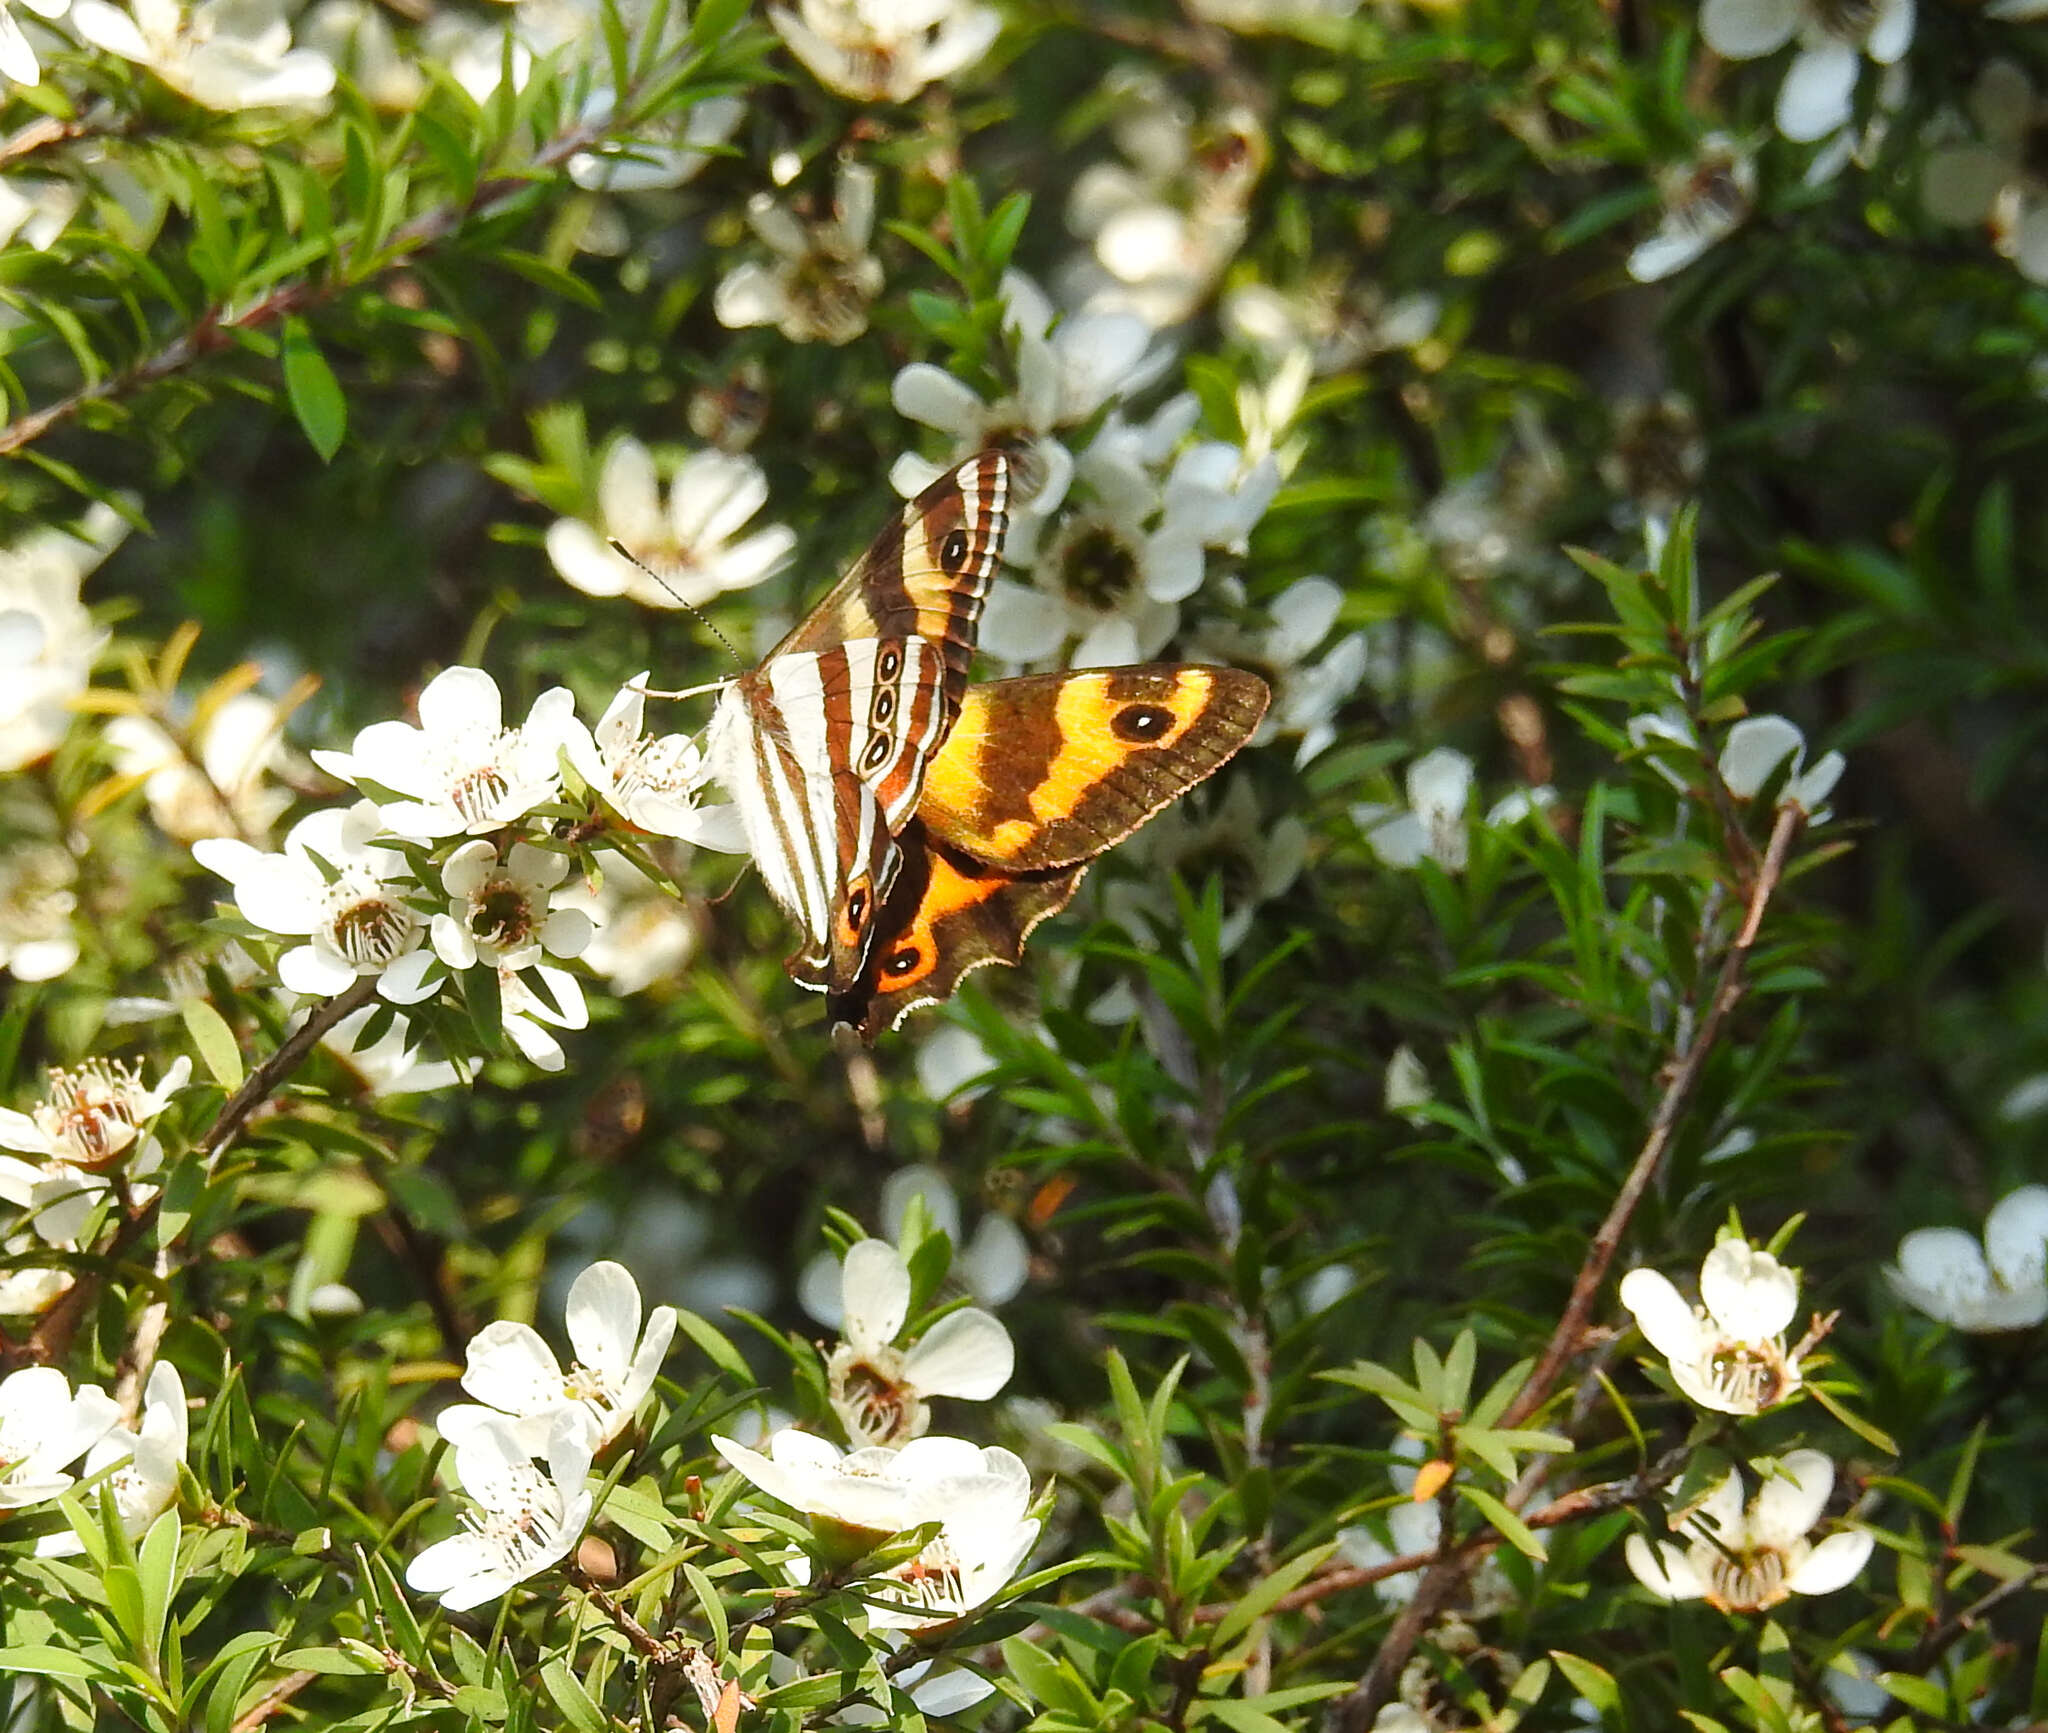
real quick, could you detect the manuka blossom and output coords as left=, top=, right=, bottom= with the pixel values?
left=494, top=963, right=590, bottom=1073
left=862, top=1448, right=1038, bottom=1630
left=107, top=690, right=300, bottom=844
left=1718, top=715, right=1844, bottom=818
left=0, top=1366, right=119, bottom=1509
left=1888, top=1185, right=2048, bottom=1332
left=715, top=162, right=886, bottom=347
left=567, top=678, right=744, bottom=849
left=438, top=1260, right=677, bottom=1453
left=1104, top=777, right=1308, bottom=956
left=1628, top=136, right=1757, bottom=282
left=821, top=1239, right=1014, bottom=1449
left=0, top=505, right=122, bottom=773
left=193, top=802, right=436, bottom=1001
left=1620, top=1240, right=1808, bottom=1415
left=1355, top=749, right=1475, bottom=871
left=767, top=0, right=1000, bottom=105
left=567, top=94, right=744, bottom=192
left=0, top=1057, right=190, bottom=1243
left=407, top=1411, right=594, bottom=1611
left=545, top=441, right=796, bottom=611
left=71, top=0, right=337, bottom=110
left=1626, top=1450, right=1872, bottom=1612
left=1191, top=575, right=1368, bottom=766
left=891, top=271, right=1160, bottom=519
left=320, top=1007, right=460, bottom=1097
left=38, top=1361, right=186, bottom=1555
left=312, top=666, right=587, bottom=841
left=800, top=1167, right=1030, bottom=1325
left=1698, top=0, right=1911, bottom=143
left=431, top=840, right=594, bottom=976
left=1922, top=61, right=2048, bottom=285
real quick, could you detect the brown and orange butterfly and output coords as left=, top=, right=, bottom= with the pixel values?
left=701, top=451, right=1270, bottom=1040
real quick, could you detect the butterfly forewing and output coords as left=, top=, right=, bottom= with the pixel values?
left=771, top=451, right=1009, bottom=714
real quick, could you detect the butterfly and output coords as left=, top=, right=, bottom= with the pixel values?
left=702, top=450, right=1271, bottom=1040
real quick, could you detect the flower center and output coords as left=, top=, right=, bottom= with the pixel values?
left=883, top=1535, right=968, bottom=1614
left=1054, top=517, right=1141, bottom=610
left=325, top=881, right=419, bottom=967
left=449, top=760, right=514, bottom=827
left=612, top=733, right=702, bottom=804
left=1808, top=0, right=1877, bottom=39
left=1671, top=159, right=1748, bottom=237
left=832, top=1355, right=916, bottom=1448
left=36, top=1061, right=145, bottom=1168
left=1702, top=1339, right=1795, bottom=1411
left=468, top=880, right=539, bottom=953
left=1706, top=1545, right=1789, bottom=1612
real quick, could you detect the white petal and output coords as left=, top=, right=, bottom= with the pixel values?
left=1628, top=227, right=1713, bottom=283
left=1750, top=1450, right=1833, bottom=1548
left=1142, top=530, right=1207, bottom=603
left=461, top=1321, right=565, bottom=1417
left=1776, top=42, right=1859, bottom=144
left=1700, top=1241, right=1798, bottom=1340
left=565, top=1261, right=641, bottom=1381
left=1983, top=1185, right=2048, bottom=1289
left=671, top=452, right=769, bottom=550
left=1719, top=715, right=1804, bottom=796
left=540, top=907, right=594, bottom=959
left=1698, top=0, right=1796, bottom=57
left=1865, top=0, right=1912, bottom=62
left=69, top=0, right=150, bottom=57
left=1788, top=1528, right=1873, bottom=1596
left=280, top=944, right=357, bottom=996
left=714, top=261, right=785, bottom=330
left=378, top=948, right=439, bottom=1005
left=546, top=520, right=633, bottom=598
left=902, top=1308, right=1014, bottom=1399
left=1361, top=810, right=1428, bottom=868
left=890, top=365, right=986, bottom=437
left=1625, top=1534, right=1703, bottom=1600
left=417, top=665, right=504, bottom=737
left=960, top=1214, right=1029, bottom=1306
left=1407, top=748, right=1474, bottom=821
left=976, top=581, right=1068, bottom=663
left=598, top=437, right=665, bottom=548
left=1267, top=576, right=1342, bottom=661
left=1619, top=1268, right=1707, bottom=1362
left=839, top=1239, right=911, bottom=1354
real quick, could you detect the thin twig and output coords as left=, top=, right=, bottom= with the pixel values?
left=1911, top=1561, right=2048, bottom=1672
left=1325, top=803, right=1807, bottom=1733
left=230, top=1668, right=321, bottom=1733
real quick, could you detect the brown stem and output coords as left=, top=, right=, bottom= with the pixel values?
left=230, top=1669, right=321, bottom=1733
left=1910, top=1560, right=2048, bottom=1672
left=16, top=976, right=379, bottom=1366
left=1325, top=802, right=1806, bottom=1733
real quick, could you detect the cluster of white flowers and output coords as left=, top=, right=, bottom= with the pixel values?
left=1629, top=709, right=1844, bottom=822
left=179, top=663, right=742, bottom=1073
left=0, top=1360, right=187, bottom=1549
left=1922, top=61, right=2048, bottom=286
left=0, top=1054, right=188, bottom=1253
left=1353, top=747, right=1554, bottom=874
left=1699, top=0, right=1911, bottom=146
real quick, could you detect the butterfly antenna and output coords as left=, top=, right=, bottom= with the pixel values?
left=606, top=538, right=747, bottom=670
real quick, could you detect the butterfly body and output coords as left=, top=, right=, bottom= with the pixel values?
left=700, top=450, right=1271, bottom=1038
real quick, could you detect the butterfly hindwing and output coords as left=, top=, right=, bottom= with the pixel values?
left=829, top=664, right=1271, bottom=1039
left=825, top=821, right=1086, bottom=1041
left=916, top=665, right=1272, bottom=871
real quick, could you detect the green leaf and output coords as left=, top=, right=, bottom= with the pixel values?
left=1548, top=1651, right=1617, bottom=1715
left=1457, top=1485, right=1546, bottom=1561
left=179, top=998, right=244, bottom=1091
left=1211, top=1542, right=1339, bottom=1647
left=0, top=1645, right=99, bottom=1679
left=281, top=318, right=347, bottom=462
left=540, top=1659, right=607, bottom=1733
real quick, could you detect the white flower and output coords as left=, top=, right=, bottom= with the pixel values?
left=822, top=1240, right=1014, bottom=1449
left=0, top=1057, right=188, bottom=1242
left=564, top=854, right=699, bottom=998
left=72, top=0, right=337, bottom=109
left=106, top=690, right=301, bottom=845
left=37, top=1361, right=186, bottom=1555
left=1383, top=1045, right=1431, bottom=1120
left=0, top=842, right=78, bottom=983
left=1190, top=576, right=1366, bottom=766
left=0, top=0, right=68, bottom=87
left=1626, top=1450, right=1872, bottom=1612
left=0, top=505, right=121, bottom=773
left=1063, top=71, right=1264, bottom=328
left=407, top=1412, right=594, bottom=1611
left=193, top=802, right=435, bottom=1001
left=568, top=93, right=743, bottom=191
left=298, top=0, right=420, bottom=108
left=802, top=1167, right=1030, bottom=1331
left=863, top=1456, right=1038, bottom=1630
left=715, top=162, right=885, bottom=346
left=1104, top=778, right=1307, bottom=955
left=568, top=678, right=744, bottom=848
left=440, top=1260, right=677, bottom=1454
left=319, top=1006, right=460, bottom=1096
left=1335, top=1496, right=1439, bottom=1605
left=0, top=1366, right=119, bottom=1509
left=1628, top=135, right=1757, bottom=282
left=714, top=1428, right=1037, bottom=1620
left=1698, top=0, right=1911, bottom=143
left=312, top=666, right=586, bottom=841
left=0, top=1234, right=73, bottom=1315
left=1621, top=1240, right=1806, bottom=1415
left=0, top=176, right=81, bottom=250
left=768, top=0, right=1000, bottom=103
left=1888, top=1185, right=2048, bottom=1333
left=0, top=1054, right=188, bottom=1172
left=1718, top=715, right=1843, bottom=817
left=890, top=270, right=1159, bottom=521
left=831, top=1659, right=996, bottom=1725
left=544, top=441, right=796, bottom=611
left=431, top=840, right=593, bottom=975
left=1922, top=61, right=2048, bottom=284
left=1355, top=748, right=1475, bottom=872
